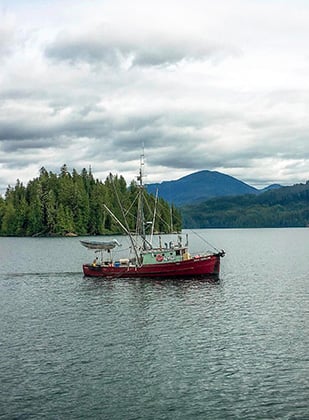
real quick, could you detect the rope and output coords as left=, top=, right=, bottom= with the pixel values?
left=189, top=229, right=221, bottom=253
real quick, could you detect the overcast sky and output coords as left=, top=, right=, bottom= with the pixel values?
left=1, top=0, right=309, bottom=194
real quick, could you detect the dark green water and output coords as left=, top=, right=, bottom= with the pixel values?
left=0, top=229, right=308, bottom=419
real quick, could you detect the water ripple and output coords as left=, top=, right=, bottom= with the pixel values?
left=0, top=230, right=308, bottom=419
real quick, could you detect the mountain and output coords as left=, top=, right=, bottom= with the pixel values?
left=146, top=170, right=259, bottom=205
left=259, top=184, right=283, bottom=193
left=181, top=181, right=309, bottom=228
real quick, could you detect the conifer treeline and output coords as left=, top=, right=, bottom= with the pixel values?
left=0, top=165, right=181, bottom=236
left=182, top=181, right=309, bottom=228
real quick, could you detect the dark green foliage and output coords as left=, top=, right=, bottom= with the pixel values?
left=0, top=166, right=180, bottom=236
left=181, top=181, right=309, bottom=228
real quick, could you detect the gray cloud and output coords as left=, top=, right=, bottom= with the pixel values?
left=1, top=0, right=309, bottom=194
left=45, top=25, right=237, bottom=68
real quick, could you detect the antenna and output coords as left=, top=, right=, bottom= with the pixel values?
left=137, top=143, right=145, bottom=187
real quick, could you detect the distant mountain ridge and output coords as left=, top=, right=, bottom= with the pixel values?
left=181, top=181, right=309, bottom=228
left=146, top=170, right=280, bottom=206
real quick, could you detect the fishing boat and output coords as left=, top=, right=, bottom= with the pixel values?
left=81, top=155, right=225, bottom=279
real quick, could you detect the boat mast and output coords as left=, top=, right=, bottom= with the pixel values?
left=150, top=187, right=158, bottom=244
left=136, top=150, right=149, bottom=251
left=170, top=206, right=173, bottom=233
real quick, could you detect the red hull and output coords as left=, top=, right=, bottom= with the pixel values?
left=83, top=254, right=221, bottom=279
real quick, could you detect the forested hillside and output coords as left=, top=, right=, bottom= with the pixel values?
left=0, top=165, right=181, bottom=236
left=181, top=181, right=309, bottom=228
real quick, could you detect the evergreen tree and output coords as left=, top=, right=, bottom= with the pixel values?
left=1, top=201, right=16, bottom=235
left=0, top=165, right=182, bottom=236
left=26, top=179, right=44, bottom=235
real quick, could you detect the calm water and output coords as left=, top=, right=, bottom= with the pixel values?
left=0, top=229, right=308, bottom=420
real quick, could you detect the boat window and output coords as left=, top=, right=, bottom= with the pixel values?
left=176, top=250, right=181, bottom=256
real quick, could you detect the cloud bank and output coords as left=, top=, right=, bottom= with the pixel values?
left=0, top=0, right=309, bottom=194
